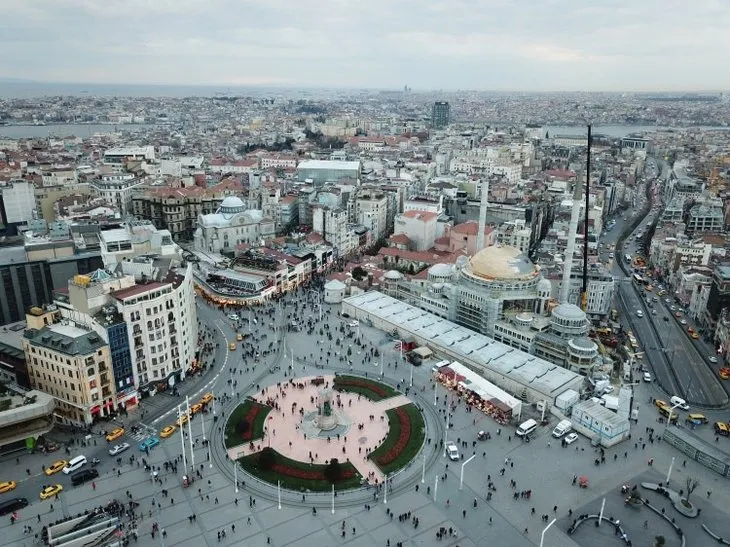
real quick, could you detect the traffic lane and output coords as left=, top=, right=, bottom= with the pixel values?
left=648, top=294, right=728, bottom=404
left=8, top=440, right=132, bottom=509
left=618, top=284, right=681, bottom=395
left=627, top=282, right=727, bottom=406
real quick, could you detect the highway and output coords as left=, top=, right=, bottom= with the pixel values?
left=608, top=160, right=728, bottom=408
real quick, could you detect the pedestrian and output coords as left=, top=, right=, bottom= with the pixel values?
left=92, top=481, right=96, bottom=490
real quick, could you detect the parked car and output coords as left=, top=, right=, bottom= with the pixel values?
left=643, top=372, right=653, bottom=382
left=564, top=433, right=579, bottom=445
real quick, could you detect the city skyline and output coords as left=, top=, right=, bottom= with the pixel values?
left=3, top=0, right=730, bottom=91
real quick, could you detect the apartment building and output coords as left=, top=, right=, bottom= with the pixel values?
left=1, top=180, right=36, bottom=225
left=110, top=263, right=197, bottom=392
left=355, top=192, right=388, bottom=242
left=23, top=306, right=117, bottom=426
left=90, top=174, right=146, bottom=216
left=132, top=179, right=243, bottom=241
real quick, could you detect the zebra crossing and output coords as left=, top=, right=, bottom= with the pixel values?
left=130, top=424, right=157, bottom=441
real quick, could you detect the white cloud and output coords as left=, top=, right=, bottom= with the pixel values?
left=1, top=0, right=729, bottom=90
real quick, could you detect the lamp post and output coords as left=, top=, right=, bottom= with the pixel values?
left=186, top=396, right=195, bottom=469
left=383, top=474, right=388, bottom=504
left=433, top=475, right=438, bottom=503
left=663, top=402, right=682, bottom=436
left=331, top=484, right=335, bottom=514
left=434, top=381, right=438, bottom=406
left=666, top=456, right=676, bottom=484
left=201, top=406, right=206, bottom=442
left=443, top=411, right=449, bottom=456
left=409, top=360, right=413, bottom=387
left=234, top=461, right=238, bottom=493
left=177, top=405, right=187, bottom=472
left=212, top=393, right=217, bottom=417
left=422, top=453, right=426, bottom=484
left=540, top=518, right=556, bottom=547
left=277, top=481, right=281, bottom=509
left=459, top=454, right=476, bottom=491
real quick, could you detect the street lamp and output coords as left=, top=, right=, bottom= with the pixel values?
left=540, top=518, right=556, bottom=547
left=663, top=401, right=682, bottom=435
left=459, top=454, right=476, bottom=490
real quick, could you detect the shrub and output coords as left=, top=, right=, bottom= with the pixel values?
left=258, top=447, right=277, bottom=471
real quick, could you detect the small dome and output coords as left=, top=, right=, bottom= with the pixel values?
left=384, top=270, right=403, bottom=281
left=429, top=263, right=454, bottom=278
left=218, top=196, right=245, bottom=214
left=552, top=303, right=586, bottom=321
left=537, top=278, right=552, bottom=292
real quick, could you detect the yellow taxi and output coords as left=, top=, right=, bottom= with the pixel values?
left=236, top=333, right=244, bottom=341
left=653, top=399, right=667, bottom=410
left=0, top=481, right=17, bottom=494
left=190, top=403, right=203, bottom=415
left=160, top=426, right=177, bottom=438
left=45, top=460, right=67, bottom=476
left=691, top=332, right=699, bottom=340
left=40, top=484, right=63, bottom=500
left=714, top=421, right=729, bottom=436
left=228, top=342, right=236, bottom=351
left=176, top=414, right=189, bottom=427
left=106, top=427, right=125, bottom=442
left=200, top=393, right=214, bottom=405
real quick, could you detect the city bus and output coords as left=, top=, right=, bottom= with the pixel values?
left=632, top=273, right=645, bottom=285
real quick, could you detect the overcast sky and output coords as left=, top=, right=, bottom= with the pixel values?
left=3, top=0, right=729, bottom=91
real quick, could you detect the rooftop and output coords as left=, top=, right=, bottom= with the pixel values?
left=297, top=160, right=361, bottom=170
left=25, top=322, right=107, bottom=356
left=344, top=291, right=582, bottom=397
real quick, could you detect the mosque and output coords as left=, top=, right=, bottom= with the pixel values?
left=193, top=196, right=275, bottom=253
left=381, top=244, right=599, bottom=375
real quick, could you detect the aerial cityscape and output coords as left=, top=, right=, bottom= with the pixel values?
left=2, top=2, right=730, bottom=547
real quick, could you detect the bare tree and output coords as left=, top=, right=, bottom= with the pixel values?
left=685, top=477, right=699, bottom=503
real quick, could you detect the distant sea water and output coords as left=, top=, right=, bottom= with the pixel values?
left=545, top=125, right=730, bottom=138
left=0, top=124, right=155, bottom=139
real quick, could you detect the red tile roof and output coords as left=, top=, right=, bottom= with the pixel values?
left=389, top=234, right=411, bottom=245
left=111, top=282, right=167, bottom=300
left=451, top=221, right=494, bottom=235
left=402, top=210, right=438, bottom=221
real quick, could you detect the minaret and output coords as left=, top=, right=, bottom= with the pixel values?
left=559, top=182, right=583, bottom=304
left=475, top=179, right=490, bottom=252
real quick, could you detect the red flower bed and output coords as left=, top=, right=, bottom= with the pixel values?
left=240, top=406, right=260, bottom=442
left=336, top=378, right=388, bottom=398
left=270, top=463, right=355, bottom=481
left=376, top=408, right=410, bottom=466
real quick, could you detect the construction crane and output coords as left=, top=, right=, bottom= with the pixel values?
left=580, top=125, right=592, bottom=312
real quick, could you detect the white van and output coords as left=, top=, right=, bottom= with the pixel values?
left=63, top=455, right=87, bottom=475
left=552, top=419, right=572, bottom=438
left=669, top=396, right=689, bottom=411
left=516, top=419, right=538, bottom=437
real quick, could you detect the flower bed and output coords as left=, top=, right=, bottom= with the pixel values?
left=224, top=399, right=271, bottom=449
left=368, top=403, right=425, bottom=474
left=333, top=375, right=398, bottom=401
left=239, top=449, right=362, bottom=491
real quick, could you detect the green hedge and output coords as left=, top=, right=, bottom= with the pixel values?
left=367, top=403, right=425, bottom=474
left=224, top=399, right=271, bottom=449
left=238, top=449, right=362, bottom=492
left=332, top=375, right=398, bottom=401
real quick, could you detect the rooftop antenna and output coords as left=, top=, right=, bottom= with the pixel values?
left=581, top=124, right=592, bottom=312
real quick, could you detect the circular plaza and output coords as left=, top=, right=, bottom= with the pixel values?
left=223, top=374, right=426, bottom=492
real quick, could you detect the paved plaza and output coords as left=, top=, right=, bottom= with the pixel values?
left=0, top=288, right=729, bottom=547
left=226, top=375, right=412, bottom=484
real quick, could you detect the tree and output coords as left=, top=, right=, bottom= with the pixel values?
left=236, top=419, right=250, bottom=436
left=654, top=536, right=666, bottom=547
left=324, top=458, right=343, bottom=483
left=684, top=477, right=699, bottom=504
left=351, top=266, right=368, bottom=281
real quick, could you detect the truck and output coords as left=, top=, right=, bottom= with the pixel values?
left=552, top=419, right=573, bottom=438
left=601, top=394, right=619, bottom=411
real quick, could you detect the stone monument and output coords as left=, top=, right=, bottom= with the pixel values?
left=315, top=388, right=337, bottom=431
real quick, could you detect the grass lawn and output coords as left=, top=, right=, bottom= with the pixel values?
left=238, top=449, right=362, bottom=492
left=224, top=398, right=272, bottom=449
left=367, top=403, right=425, bottom=474
left=332, top=375, right=398, bottom=401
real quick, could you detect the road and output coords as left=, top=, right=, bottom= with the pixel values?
left=608, top=164, right=728, bottom=408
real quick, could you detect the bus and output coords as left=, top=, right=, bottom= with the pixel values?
left=632, top=273, right=644, bottom=285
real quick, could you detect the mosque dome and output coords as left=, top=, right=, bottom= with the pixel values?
left=465, top=245, right=539, bottom=281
